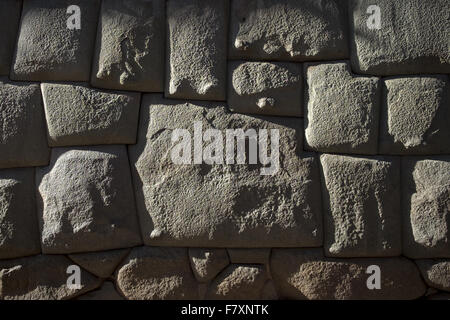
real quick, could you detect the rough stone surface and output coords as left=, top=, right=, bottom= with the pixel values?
left=350, top=0, right=450, bottom=75
left=0, top=0, right=22, bottom=75
left=271, top=249, right=426, bottom=300
left=320, top=154, right=401, bottom=257
left=91, top=0, right=165, bottom=92
left=0, top=78, right=50, bottom=168
left=188, top=248, right=229, bottom=283
left=229, top=0, right=348, bottom=61
left=416, top=260, right=450, bottom=292
left=227, top=249, right=270, bottom=265
left=11, top=0, right=100, bottom=81
left=165, top=0, right=227, bottom=100
left=129, top=95, right=323, bottom=248
left=36, top=146, right=142, bottom=254
left=41, top=83, right=141, bottom=147
left=304, top=62, right=380, bottom=155
left=77, top=281, right=124, bottom=300
left=402, top=157, right=450, bottom=259
left=116, top=247, right=198, bottom=300
left=228, top=61, right=303, bottom=117
left=379, top=75, right=450, bottom=155
left=69, top=248, right=131, bottom=278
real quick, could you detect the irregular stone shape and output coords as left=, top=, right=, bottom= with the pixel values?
left=69, top=248, right=131, bottom=278
left=379, top=75, right=450, bottom=155
left=271, top=249, right=426, bottom=300
left=350, top=0, right=450, bottom=75
left=320, top=154, right=401, bottom=257
left=0, top=78, right=50, bottom=168
left=41, top=83, right=141, bottom=147
left=188, top=248, right=229, bottom=282
left=116, top=247, right=198, bottom=300
left=229, top=0, right=348, bottom=61
left=0, top=168, right=40, bottom=259
left=402, top=157, right=450, bottom=258
left=11, top=0, right=100, bottom=81
left=416, top=260, right=450, bottom=292
left=77, top=282, right=124, bottom=300
left=165, top=0, right=227, bottom=100
left=228, top=61, right=302, bottom=117
left=36, top=146, right=142, bottom=254
left=0, top=0, right=22, bottom=75
left=0, top=255, right=101, bottom=300
left=129, top=95, right=323, bottom=247
left=227, top=249, right=270, bottom=265
left=91, top=0, right=165, bottom=92
left=304, top=62, right=380, bottom=155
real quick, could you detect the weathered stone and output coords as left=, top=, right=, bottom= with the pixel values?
left=165, top=0, right=227, bottom=100
left=91, top=0, right=165, bottom=92
left=41, top=83, right=141, bottom=147
left=416, top=260, right=450, bottom=292
left=69, top=248, right=131, bottom=278
left=188, top=248, right=229, bottom=283
left=11, top=0, right=100, bottom=81
left=320, top=154, right=401, bottom=257
left=227, top=249, right=270, bottom=265
left=116, top=247, right=198, bottom=300
left=0, top=255, right=101, bottom=300
left=271, top=249, right=426, bottom=300
left=36, top=146, right=142, bottom=254
left=228, top=61, right=302, bottom=117
left=77, top=281, right=124, bottom=300
left=0, top=0, right=22, bottom=75
left=402, top=157, right=450, bottom=258
left=129, top=95, right=323, bottom=247
left=229, top=0, right=348, bottom=61
left=0, top=78, right=50, bottom=168
left=350, top=0, right=450, bottom=75
left=379, top=75, right=450, bottom=155
left=0, top=168, right=40, bottom=259
left=304, top=62, right=380, bottom=155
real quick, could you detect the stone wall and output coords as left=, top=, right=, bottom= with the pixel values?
left=0, top=0, right=449, bottom=300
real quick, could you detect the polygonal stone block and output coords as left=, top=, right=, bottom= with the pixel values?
left=0, top=0, right=22, bottom=75
left=416, top=259, right=450, bottom=292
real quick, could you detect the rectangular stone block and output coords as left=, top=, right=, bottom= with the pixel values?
left=0, top=0, right=22, bottom=75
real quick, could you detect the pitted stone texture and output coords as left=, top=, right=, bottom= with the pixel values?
left=0, top=78, right=50, bottom=169
left=69, top=248, right=131, bottom=278
left=41, top=83, right=141, bottom=147
left=350, top=0, right=450, bottom=75
left=228, top=61, right=302, bottom=117
left=229, top=0, right=348, bottom=61
left=320, top=154, right=401, bottom=257
left=227, top=249, right=270, bottom=265
left=116, top=247, right=198, bottom=300
left=271, top=249, right=426, bottom=300
left=305, top=62, right=380, bottom=155
left=0, top=255, right=101, bottom=300
left=91, top=0, right=165, bottom=92
left=165, top=0, right=227, bottom=101
left=77, top=281, right=124, bottom=300
left=379, top=75, right=450, bottom=155
left=129, top=95, right=323, bottom=248
left=0, top=168, right=40, bottom=259
left=416, top=260, right=450, bottom=292
left=402, top=157, right=450, bottom=258
left=189, top=248, right=229, bottom=283
left=11, top=0, right=100, bottom=81
left=0, top=0, right=22, bottom=75
left=36, top=146, right=142, bottom=254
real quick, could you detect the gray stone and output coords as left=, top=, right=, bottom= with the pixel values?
left=227, top=249, right=270, bottom=265
left=379, top=75, right=450, bottom=155
left=402, top=157, right=450, bottom=259
left=36, top=146, right=142, bottom=254
left=416, top=260, right=450, bottom=292
left=0, top=0, right=22, bottom=75
left=116, top=246, right=198, bottom=300
left=271, top=249, right=426, bottom=300
left=0, top=168, right=40, bottom=259
left=228, top=61, right=302, bottom=117
left=350, top=0, right=450, bottom=75
left=41, top=83, right=141, bottom=147
left=91, top=0, right=165, bottom=92
left=229, top=0, right=348, bottom=61
left=11, top=0, right=100, bottom=81
left=165, top=0, right=227, bottom=100
left=129, top=95, right=323, bottom=248
left=77, top=281, right=124, bottom=300
left=188, top=248, right=229, bottom=283
left=304, top=62, right=380, bottom=155
left=0, top=78, right=50, bottom=169
left=69, top=248, right=131, bottom=278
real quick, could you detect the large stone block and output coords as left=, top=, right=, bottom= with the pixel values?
left=129, top=94, right=323, bottom=247
left=320, top=154, right=401, bottom=257
left=229, top=0, right=348, bottom=61
left=11, top=0, right=100, bottom=81
left=416, top=260, right=450, bottom=292
left=165, top=0, right=227, bottom=100
left=0, top=0, right=22, bottom=75
left=91, top=0, right=165, bottom=92
left=350, top=0, right=450, bottom=75
left=36, top=146, right=142, bottom=254
left=304, top=62, right=380, bottom=155
left=41, top=83, right=141, bottom=147
left=189, top=248, right=230, bottom=283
